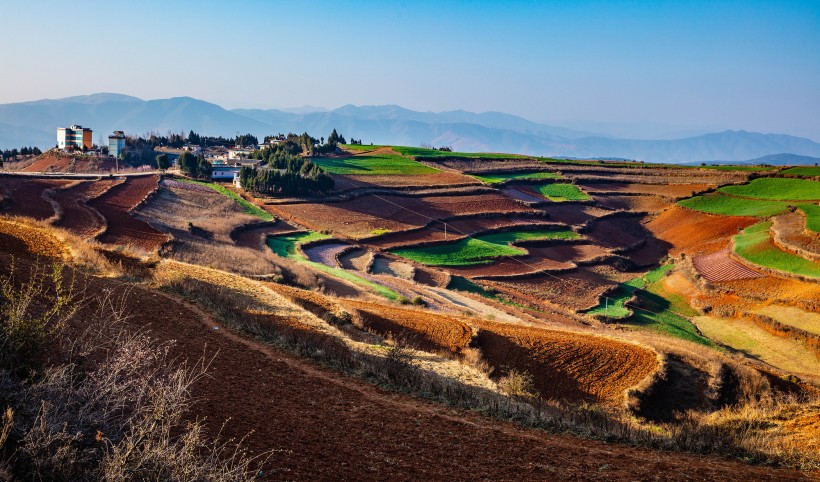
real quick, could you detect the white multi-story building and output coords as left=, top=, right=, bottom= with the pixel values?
left=57, top=124, right=93, bottom=150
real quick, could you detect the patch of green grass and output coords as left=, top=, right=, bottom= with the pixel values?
left=312, top=153, right=439, bottom=175
left=266, top=232, right=402, bottom=300
left=678, top=192, right=792, bottom=217
left=341, top=144, right=385, bottom=151
left=180, top=179, right=273, bottom=220
left=266, top=231, right=330, bottom=258
left=586, top=264, right=713, bottom=346
left=391, top=229, right=578, bottom=266
left=533, top=183, right=590, bottom=201
left=718, top=178, right=820, bottom=201
left=733, top=222, right=820, bottom=278
left=783, top=166, right=820, bottom=177
left=472, top=171, right=562, bottom=184
left=370, top=227, right=392, bottom=236
left=798, top=204, right=820, bottom=232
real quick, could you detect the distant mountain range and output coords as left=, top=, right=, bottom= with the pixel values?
left=2, top=93, right=820, bottom=164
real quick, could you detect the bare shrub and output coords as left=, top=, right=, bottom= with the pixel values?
left=0, top=265, right=270, bottom=480
left=499, top=369, right=536, bottom=399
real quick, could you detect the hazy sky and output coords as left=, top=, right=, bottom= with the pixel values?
left=2, top=0, right=819, bottom=139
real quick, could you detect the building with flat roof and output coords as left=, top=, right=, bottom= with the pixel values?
left=57, top=124, right=93, bottom=150
left=108, top=131, right=126, bottom=158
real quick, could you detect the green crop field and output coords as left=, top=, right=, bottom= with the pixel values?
left=180, top=179, right=273, bottom=220
left=393, top=146, right=530, bottom=159
left=718, top=178, right=820, bottom=201
left=533, top=183, right=590, bottom=201
left=266, top=232, right=402, bottom=300
left=391, top=228, right=577, bottom=266
left=678, top=192, right=792, bottom=217
left=472, top=171, right=561, bottom=184
left=733, top=222, right=820, bottom=278
left=799, top=204, right=820, bottom=232
left=312, top=153, right=439, bottom=175
left=341, top=144, right=385, bottom=151
left=783, top=166, right=820, bottom=177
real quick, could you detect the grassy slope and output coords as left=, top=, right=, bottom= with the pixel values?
left=473, top=171, right=561, bottom=184
left=534, top=183, right=591, bottom=201
left=783, top=166, right=820, bottom=177
left=313, top=153, right=439, bottom=175
left=391, top=229, right=579, bottom=266
left=694, top=315, right=820, bottom=377
left=393, top=146, right=530, bottom=159
left=798, top=204, right=820, bottom=232
left=719, top=178, right=820, bottom=201
left=586, top=265, right=713, bottom=346
left=266, top=232, right=402, bottom=300
left=733, top=222, right=820, bottom=278
left=180, top=179, right=273, bottom=220
left=678, top=192, right=792, bottom=217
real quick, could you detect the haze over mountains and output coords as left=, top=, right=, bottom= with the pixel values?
left=2, top=93, right=819, bottom=164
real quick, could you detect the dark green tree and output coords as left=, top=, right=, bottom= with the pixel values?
left=178, top=151, right=199, bottom=178
left=155, top=153, right=170, bottom=172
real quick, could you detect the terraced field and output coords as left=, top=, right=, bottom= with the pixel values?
left=313, top=150, right=439, bottom=175
left=50, top=178, right=122, bottom=236
left=533, top=183, right=590, bottom=201
left=719, top=177, right=820, bottom=201
left=733, top=222, right=820, bottom=278
left=88, top=175, right=169, bottom=251
left=0, top=176, right=73, bottom=219
left=692, top=249, right=764, bottom=282
left=783, top=166, right=820, bottom=177
left=473, top=171, right=561, bottom=184
left=391, top=229, right=579, bottom=267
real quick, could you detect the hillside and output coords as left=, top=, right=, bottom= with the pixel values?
left=3, top=94, right=820, bottom=163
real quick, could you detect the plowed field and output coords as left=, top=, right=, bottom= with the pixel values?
left=693, top=249, right=764, bottom=282
left=342, top=300, right=473, bottom=353
left=645, top=206, right=757, bottom=256
left=270, top=193, right=535, bottom=239
left=0, top=177, right=72, bottom=219
left=579, top=183, right=713, bottom=198
left=51, top=179, right=122, bottom=236
left=88, top=175, right=168, bottom=250
left=0, top=213, right=807, bottom=480
left=473, top=321, right=659, bottom=405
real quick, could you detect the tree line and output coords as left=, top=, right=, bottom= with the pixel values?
left=177, top=151, right=213, bottom=179
left=238, top=164, right=334, bottom=197
left=1, top=146, right=42, bottom=164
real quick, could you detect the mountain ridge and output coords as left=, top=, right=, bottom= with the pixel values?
left=2, top=93, right=819, bottom=163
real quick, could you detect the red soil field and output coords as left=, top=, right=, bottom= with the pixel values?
left=0, top=222, right=808, bottom=480
left=367, top=217, right=557, bottom=249
left=693, top=249, right=764, bottom=282
left=0, top=177, right=72, bottom=220
left=592, top=194, right=674, bottom=213
left=623, top=238, right=671, bottom=267
left=544, top=204, right=610, bottom=226
left=473, top=321, right=658, bottom=405
left=584, top=214, right=648, bottom=250
left=271, top=193, right=536, bottom=239
left=527, top=243, right=611, bottom=264
left=446, top=256, right=575, bottom=278
left=51, top=179, right=122, bottom=236
left=579, top=182, right=713, bottom=198
left=22, top=152, right=118, bottom=173
left=488, top=265, right=626, bottom=312
left=343, top=300, right=473, bottom=353
left=772, top=211, right=820, bottom=261
left=645, top=206, right=757, bottom=256
left=87, top=175, right=169, bottom=251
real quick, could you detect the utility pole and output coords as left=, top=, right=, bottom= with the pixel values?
left=444, top=222, right=447, bottom=240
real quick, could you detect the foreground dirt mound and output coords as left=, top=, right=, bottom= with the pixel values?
left=22, top=152, right=118, bottom=173
left=88, top=175, right=168, bottom=251
left=0, top=217, right=67, bottom=259
left=0, top=223, right=808, bottom=480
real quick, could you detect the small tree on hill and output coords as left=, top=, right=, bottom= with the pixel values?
left=178, top=151, right=198, bottom=178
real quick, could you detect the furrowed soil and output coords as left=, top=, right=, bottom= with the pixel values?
left=646, top=206, right=757, bottom=256
left=0, top=209, right=811, bottom=480
left=0, top=177, right=73, bottom=219
left=88, top=175, right=169, bottom=251
left=269, top=193, right=536, bottom=239
left=693, top=249, right=764, bottom=282
left=51, top=178, right=123, bottom=236
left=579, top=182, right=713, bottom=198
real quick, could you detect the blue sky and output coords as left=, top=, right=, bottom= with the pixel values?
left=2, top=0, right=819, bottom=139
